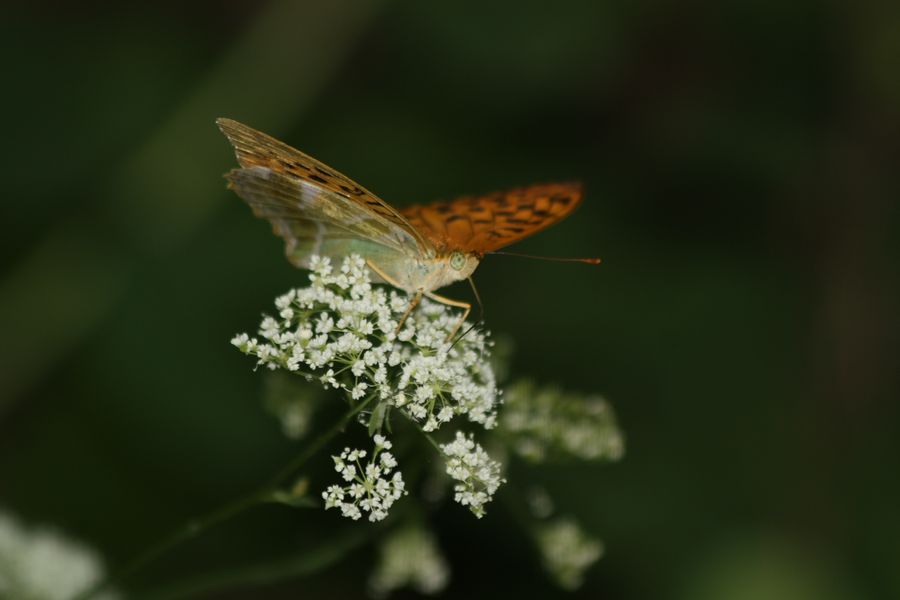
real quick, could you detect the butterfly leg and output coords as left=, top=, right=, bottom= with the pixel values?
left=365, top=258, right=423, bottom=334
left=424, top=292, right=471, bottom=342
left=395, top=290, right=424, bottom=334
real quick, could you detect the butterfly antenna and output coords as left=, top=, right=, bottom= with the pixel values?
left=487, top=251, right=601, bottom=265
left=468, top=276, right=485, bottom=324
left=448, top=277, right=485, bottom=350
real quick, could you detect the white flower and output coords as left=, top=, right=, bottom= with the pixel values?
left=499, top=380, right=624, bottom=462
left=232, top=255, right=498, bottom=432
left=230, top=332, right=249, bottom=348
left=439, top=432, right=505, bottom=518
left=351, top=382, right=368, bottom=400
left=380, top=452, right=398, bottom=469
left=368, top=525, right=450, bottom=597
left=351, top=359, right=366, bottom=377
left=0, top=509, right=119, bottom=600
left=536, top=518, right=603, bottom=590
left=322, top=439, right=407, bottom=522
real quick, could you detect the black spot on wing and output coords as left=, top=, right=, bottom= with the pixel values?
left=289, top=160, right=311, bottom=171
left=343, top=185, right=366, bottom=196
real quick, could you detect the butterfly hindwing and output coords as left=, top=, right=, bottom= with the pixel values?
left=226, top=166, right=412, bottom=281
left=400, top=182, right=582, bottom=254
left=226, top=165, right=420, bottom=252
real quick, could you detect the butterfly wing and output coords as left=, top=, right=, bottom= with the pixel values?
left=400, top=182, right=582, bottom=254
left=217, top=118, right=431, bottom=257
left=224, top=166, right=416, bottom=273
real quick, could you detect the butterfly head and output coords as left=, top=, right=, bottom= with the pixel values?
left=446, top=250, right=480, bottom=279
left=413, top=250, right=479, bottom=293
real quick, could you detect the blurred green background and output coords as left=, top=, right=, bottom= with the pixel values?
left=2, top=0, right=899, bottom=598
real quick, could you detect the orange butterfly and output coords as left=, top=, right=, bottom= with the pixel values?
left=217, top=118, right=589, bottom=336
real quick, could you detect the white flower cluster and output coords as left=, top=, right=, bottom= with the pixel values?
left=440, top=432, right=505, bottom=519
left=0, top=510, right=118, bottom=600
left=322, top=435, right=407, bottom=522
left=368, top=525, right=450, bottom=597
left=232, top=255, right=498, bottom=433
left=500, top=380, right=625, bottom=463
left=537, top=518, right=604, bottom=590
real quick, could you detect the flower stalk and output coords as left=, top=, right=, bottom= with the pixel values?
left=74, top=397, right=369, bottom=600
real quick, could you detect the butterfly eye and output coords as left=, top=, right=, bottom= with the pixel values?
left=449, top=252, right=466, bottom=271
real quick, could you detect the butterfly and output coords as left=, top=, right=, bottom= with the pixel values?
left=217, top=118, right=586, bottom=338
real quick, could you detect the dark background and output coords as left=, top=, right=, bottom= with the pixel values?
left=1, top=0, right=898, bottom=598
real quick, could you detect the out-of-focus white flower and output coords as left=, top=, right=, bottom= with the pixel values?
left=440, top=431, right=505, bottom=518
left=233, top=255, right=498, bottom=433
left=368, top=525, right=449, bottom=597
left=527, top=486, right=555, bottom=519
left=262, top=372, right=325, bottom=440
left=0, top=510, right=118, bottom=600
left=322, top=436, right=407, bottom=522
left=537, top=518, right=603, bottom=590
left=500, top=380, right=624, bottom=463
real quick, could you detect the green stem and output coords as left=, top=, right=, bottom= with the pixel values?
left=76, top=397, right=372, bottom=600
left=405, top=414, right=444, bottom=454
left=137, top=527, right=374, bottom=600
left=77, top=491, right=267, bottom=600
left=265, top=395, right=373, bottom=489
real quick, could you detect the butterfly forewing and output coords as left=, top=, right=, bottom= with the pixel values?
left=217, top=118, right=430, bottom=253
left=400, top=182, right=582, bottom=254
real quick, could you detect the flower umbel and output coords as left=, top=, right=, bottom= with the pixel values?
left=226, top=252, right=620, bottom=591
left=322, top=435, right=407, bottom=522
left=500, top=379, right=625, bottom=462
left=537, top=518, right=604, bottom=590
left=368, top=525, right=450, bottom=597
left=440, top=431, right=505, bottom=518
left=232, top=255, right=498, bottom=433
left=0, top=509, right=119, bottom=600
